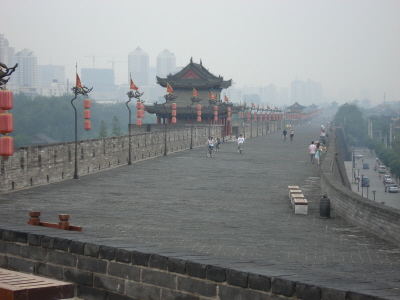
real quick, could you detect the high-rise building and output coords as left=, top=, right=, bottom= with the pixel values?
left=10, top=48, right=37, bottom=88
left=82, top=68, right=118, bottom=101
left=38, top=65, right=66, bottom=87
left=0, top=34, right=15, bottom=66
left=156, top=49, right=176, bottom=78
left=128, top=47, right=149, bottom=87
left=290, top=79, right=322, bottom=106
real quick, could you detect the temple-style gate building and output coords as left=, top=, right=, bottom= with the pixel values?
left=145, top=58, right=241, bottom=137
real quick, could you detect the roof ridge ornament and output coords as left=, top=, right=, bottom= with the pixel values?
left=190, top=57, right=193, bottom=64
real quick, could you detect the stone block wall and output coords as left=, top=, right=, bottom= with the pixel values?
left=0, top=227, right=367, bottom=300
left=0, top=125, right=221, bottom=192
left=0, top=122, right=280, bottom=193
left=321, top=129, right=400, bottom=246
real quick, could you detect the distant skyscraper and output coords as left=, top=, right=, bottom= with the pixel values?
left=0, top=34, right=15, bottom=66
left=156, top=49, right=176, bottom=78
left=128, top=47, right=149, bottom=87
left=38, top=65, right=66, bottom=87
left=10, top=48, right=37, bottom=88
left=290, top=79, right=322, bottom=105
left=82, top=68, right=118, bottom=101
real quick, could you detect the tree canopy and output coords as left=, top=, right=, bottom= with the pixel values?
left=9, top=93, right=156, bottom=146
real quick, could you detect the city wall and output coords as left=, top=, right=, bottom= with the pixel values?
left=0, top=121, right=284, bottom=192
left=321, top=128, right=400, bottom=246
left=0, top=120, right=386, bottom=300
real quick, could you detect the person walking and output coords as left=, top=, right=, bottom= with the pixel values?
left=283, top=129, right=287, bottom=141
left=314, top=142, right=322, bottom=164
left=237, top=134, right=245, bottom=153
left=309, top=141, right=317, bottom=164
left=290, top=129, right=294, bottom=141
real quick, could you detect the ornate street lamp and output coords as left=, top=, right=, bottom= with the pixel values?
left=126, top=77, right=143, bottom=165
left=71, top=65, right=92, bottom=179
left=372, top=190, right=376, bottom=202
left=0, top=62, right=18, bottom=160
left=162, top=84, right=178, bottom=156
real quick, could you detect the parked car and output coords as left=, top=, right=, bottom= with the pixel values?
left=384, top=176, right=392, bottom=184
left=389, top=184, right=399, bottom=193
left=379, top=165, right=387, bottom=173
left=355, top=153, right=363, bottom=159
left=361, top=177, right=370, bottom=187
left=363, top=163, right=369, bottom=169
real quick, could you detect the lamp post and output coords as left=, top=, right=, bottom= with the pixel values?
left=162, top=92, right=178, bottom=156
left=351, top=147, right=355, bottom=183
left=361, top=174, right=364, bottom=197
left=372, top=190, right=376, bottom=202
left=126, top=87, right=143, bottom=165
left=71, top=68, right=92, bottom=179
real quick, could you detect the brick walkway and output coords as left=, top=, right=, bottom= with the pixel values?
left=1, top=120, right=400, bottom=299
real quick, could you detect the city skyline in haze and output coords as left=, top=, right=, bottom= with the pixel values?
left=2, top=0, right=400, bottom=106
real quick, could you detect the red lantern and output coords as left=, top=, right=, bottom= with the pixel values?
left=171, top=103, right=177, bottom=110
left=172, top=117, right=177, bottom=124
left=197, top=104, right=201, bottom=110
left=0, top=90, right=13, bottom=110
left=228, top=111, right=231, bottom=117
left=197, top=116, right=201, bottom=122
left=136, top=102, right=141, bottom=109
left=227, top=117, right=231, bottom=121
left=259, top=113, right=262, bottom=121
left=197, top=110, right=201, bottom=116
left=227, top=107, right=231, bottom=112
left=136, top=111, right=142, bottom=118
left=84, top=110, right=91, bottom=120
left=214, top=116, right=218, bottom=121
left=213, top=111, right=218, bottom=116
left=0, top=135, right=14, bottom=157
left=84, top=99, right=91, bottom=109
left=172, top=110, right=177, bottom=117
left=246, top=117, right=250, bottom=122
left=253, top=113, right=257, bottom=121
left=84, top=120, right=91, bottom=131
left=214, top=106, right=218, bottom=111
left=136, top=119, right=142, bottom=126
left=0, top=112, right=14, bottom=134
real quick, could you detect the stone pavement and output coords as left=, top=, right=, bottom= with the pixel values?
left=1, top=120, right=400, bottom=299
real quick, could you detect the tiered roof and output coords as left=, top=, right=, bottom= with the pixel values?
left=156, top=58, right=232, bottom=90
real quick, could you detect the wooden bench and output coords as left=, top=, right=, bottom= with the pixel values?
left=294, top=198, right=308, bottom=215
left=0, top=268, right=74, bottom=300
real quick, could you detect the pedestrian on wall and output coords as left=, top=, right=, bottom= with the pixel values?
left=314, top=142, right=322, bottom=164
left=309, top=141, right=317, bottom=164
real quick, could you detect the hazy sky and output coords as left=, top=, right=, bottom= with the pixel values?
left=3, top=0, right=400, bottom=104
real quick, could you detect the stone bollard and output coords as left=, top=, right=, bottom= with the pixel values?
left=58, top=214, right=70, bottom=230
left=320, top=195, right=331, bottom=218
left=27, top=211, right=41, bottom=225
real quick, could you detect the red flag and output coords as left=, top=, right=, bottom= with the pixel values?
left=193, top=87, right=200, bottom=97
left=130, top=78, right=138, bottom=90
left=76, top=73, right=83, bottom=89
left=166, top=83, right=174, bottom=94
left=209, top=91, right=216, bottom=100
left=267, top=105, right=270, bottom=109
left=224, top=95, right=229, bottom=102
left=251, top=102, right=255, bottom=108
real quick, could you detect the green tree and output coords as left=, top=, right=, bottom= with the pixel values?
left=111, top=116, right=122, bottom=136
left=98, top=120, right=108, bottom=138
left=334, top=103, right=365, bottom=145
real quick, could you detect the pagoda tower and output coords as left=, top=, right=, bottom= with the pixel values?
left=145, top=59, right=241, bottom=136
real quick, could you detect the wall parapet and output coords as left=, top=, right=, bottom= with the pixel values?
left=321, top=128, right=400, bottom=246
left=0, top=226, right=375, bottom=300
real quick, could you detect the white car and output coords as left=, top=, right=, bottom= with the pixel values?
left=389, top=184, right=399, bottom=193
left=384, top=176, right=392, bottom=184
